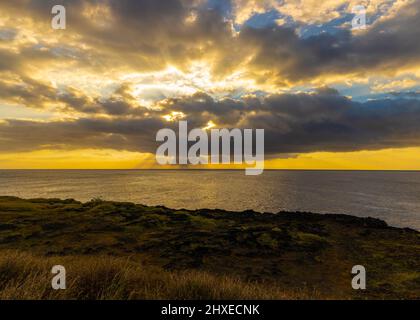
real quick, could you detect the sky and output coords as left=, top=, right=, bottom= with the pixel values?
left=0, top=0, right=420, bottom=169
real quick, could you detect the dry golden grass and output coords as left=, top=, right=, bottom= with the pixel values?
left=0, top=250, right=320, bottom=300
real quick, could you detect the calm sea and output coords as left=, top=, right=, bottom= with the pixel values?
left=0, top=170, right=419, bottom=230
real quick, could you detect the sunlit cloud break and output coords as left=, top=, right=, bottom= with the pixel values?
left=1, top=0, right=420, bottom=169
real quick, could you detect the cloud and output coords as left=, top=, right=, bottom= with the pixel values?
left=0, top=74, right=58, bottom=109
left=238, top=0, right=420, bottom=85
left=232, top=0, right=402, bottom=25
left=0, top=0, right=419, bottom=86
left=241, top=92, right=420, bottom=154
left=0, top=117, right=164, bottom=153
left=0, top=75, right=152, bottom=116
left=1, top=89, right=420, bottom=156
left=0, top=0, right=234, bottom=75
left=1, top=0, right=420, bottom=164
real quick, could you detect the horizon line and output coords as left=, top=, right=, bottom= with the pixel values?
left=1, top=168, right=420, bottom=172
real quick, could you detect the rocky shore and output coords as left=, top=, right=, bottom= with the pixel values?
left=0, top=196, right=418, bottom=299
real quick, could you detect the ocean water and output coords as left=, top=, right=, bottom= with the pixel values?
left=0, top=170, right=419, bottom=230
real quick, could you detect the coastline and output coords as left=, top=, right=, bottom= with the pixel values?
left=0, top=196, right=419, bottom=299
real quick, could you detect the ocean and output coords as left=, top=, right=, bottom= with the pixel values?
left=0, top=170, right=419, bottom=230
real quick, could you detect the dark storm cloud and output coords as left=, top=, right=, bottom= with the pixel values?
left=2, top=89, right=420, bottom=155
left=0, top=117, right=166, bottom=153
left=241, top=93, right=420, bottom=154
left=163, top=89, right=420, bottom=154
left=160, top=91, right=249, bottom=127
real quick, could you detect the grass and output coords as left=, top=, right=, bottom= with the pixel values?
left=0, top=250, right=318, bottom=300
left=0, top=196, right=419, bottom=299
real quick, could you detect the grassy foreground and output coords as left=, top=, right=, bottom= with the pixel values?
left=0, top=196, right=419, bottom=299
left=0, top=250, right=315, bottom=299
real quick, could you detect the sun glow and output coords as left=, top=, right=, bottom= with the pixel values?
left=162, top=111, right=186, bottom=122
left=203, top=120, right=216, bottom=130
left=124, top=63, right=258, bottom=106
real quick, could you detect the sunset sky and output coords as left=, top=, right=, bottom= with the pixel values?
left=1, top=0, right=420, bottom=169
